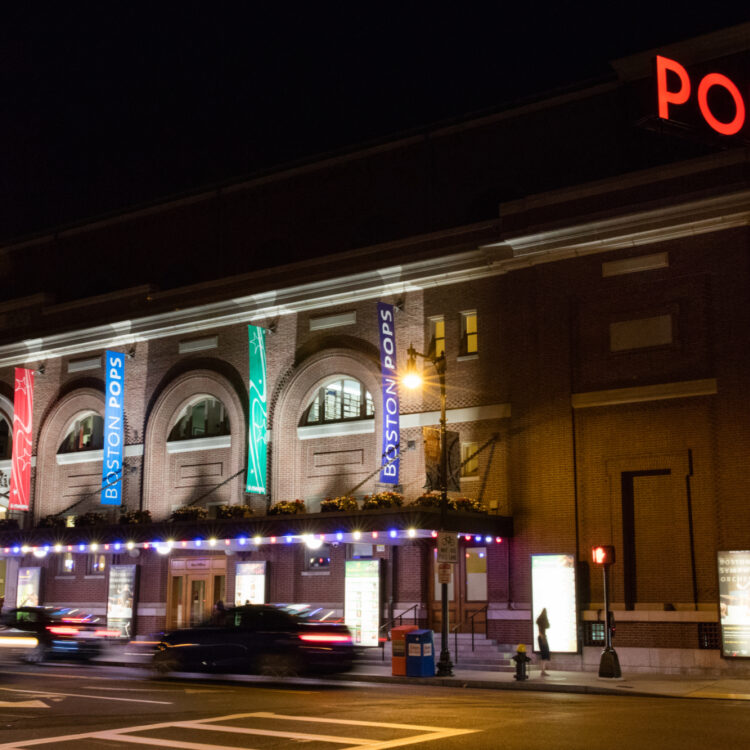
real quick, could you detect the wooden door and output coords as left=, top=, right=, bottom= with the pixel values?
left=428, top=545, right=488, bottom=633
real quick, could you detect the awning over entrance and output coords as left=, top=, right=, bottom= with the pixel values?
left=0, top=507, right=513, bottom=556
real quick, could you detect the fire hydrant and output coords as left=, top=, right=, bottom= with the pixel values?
left=512, top=644, right=530, bottom=681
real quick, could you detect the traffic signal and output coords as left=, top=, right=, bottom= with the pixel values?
left=592, top=545, right=615, bottom=565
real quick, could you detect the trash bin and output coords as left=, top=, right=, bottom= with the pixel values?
left=391, top=625, right=419, bottom=675
left=405, top=629, right=435, bottom=677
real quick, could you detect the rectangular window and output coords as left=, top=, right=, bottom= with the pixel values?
left=461, top=442, right=479, bottom=478
left=609, top=314, right=672, bottom=352
left=58, top=552, right=75, bottom=575
left=460, top=311, right=478, bottom=355
left=430, top=317, right=445, bottom=358
left=305, top=543, right=332, bottom=570
left=86, top=553, right=106, bottom=575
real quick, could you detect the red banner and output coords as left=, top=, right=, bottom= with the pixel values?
left=9, top=368, right=34, bottom=511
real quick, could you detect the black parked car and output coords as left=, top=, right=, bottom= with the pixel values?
left=152, top=604, right=357, bottom=676
left=0, top=606, right=116, bottom=663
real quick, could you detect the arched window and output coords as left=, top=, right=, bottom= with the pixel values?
left=0, top=416, right=11, bottom=461
left=58, top=412, right=104, bottom=454
left=168, top=396, right=230, bottom=441
left=300, top=378, right=374, bottom=426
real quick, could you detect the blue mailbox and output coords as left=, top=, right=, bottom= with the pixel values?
left=405, top=629, right=435, bottom=677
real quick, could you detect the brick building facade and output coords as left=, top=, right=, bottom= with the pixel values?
left=1, top=25, right=749, bottom=674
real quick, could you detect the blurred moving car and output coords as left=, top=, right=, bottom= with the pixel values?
left=153, top=604, right=356, bottom=676
left=0, top=606, right=120, bottom=663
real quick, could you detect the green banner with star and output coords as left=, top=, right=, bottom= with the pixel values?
left=246, top=325, right=268, bottom=494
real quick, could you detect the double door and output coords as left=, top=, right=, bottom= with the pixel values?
left=167, top=557, right=226, bottom=629
left=428, top=546, right=488, bottom=634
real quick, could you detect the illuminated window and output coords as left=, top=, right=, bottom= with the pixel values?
left=58, top=552, right=75, bottom=575
left=86, top=553, right=106, bottom=575
left=460, top=311, right=478, bottom=355
left=301, top=378, right=374, bottom=426
left=168, top=397, right=230, bottom=441
left=0, top=416, right=11, bottom=460
left=461, top=442, right=479, bottom=478
left=305, top=543, right=332, bottom=571
left=58, top=412, right=104, bottom=454
left=430, top=317, right=445, bottom=358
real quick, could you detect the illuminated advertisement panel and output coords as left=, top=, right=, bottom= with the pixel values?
left=717, top=550, right=750, bottom=657
left=345, top=560, right=380, bottom=647
left=107, top=564, right=138, bottom=638
left=246, top=325, right=268, bottom=494
left=377, top=302, right=400, bottom=484
left=235, top=561, right=267, bottom=605
left=531, top=554, right=578, bottom=654
left=9, top=368, right=34, bottom=511
left=101, top=350, right=125, bottom=505
left=16, top=567, right=41, bottom=607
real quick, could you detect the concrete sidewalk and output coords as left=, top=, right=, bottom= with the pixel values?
left=97, top=641, right=750, bottom=700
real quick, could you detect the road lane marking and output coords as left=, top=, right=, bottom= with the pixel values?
left=219, top=710, right=459, bottom=731
left=93, top=735, right=248, bottom=750
left=0, top=710, right=479, bottom=750
left=172, top=719, right=369, bottom=744
left=0, top=686, right=172, bottom=705
left=0, top=700, right=48, bottom=708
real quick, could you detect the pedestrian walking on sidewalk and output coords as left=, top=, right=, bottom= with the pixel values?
left=536, top=608, right=551, bottom=676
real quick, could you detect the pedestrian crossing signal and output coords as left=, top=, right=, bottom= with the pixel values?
left=592, top=545, right=615, bottom=565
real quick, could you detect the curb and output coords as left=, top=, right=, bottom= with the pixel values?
left=93, top=658, right=660, bottom=699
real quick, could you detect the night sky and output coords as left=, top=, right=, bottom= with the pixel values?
left=1, top=6, right=748, bottom=244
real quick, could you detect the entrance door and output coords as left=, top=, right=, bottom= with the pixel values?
left=429, top=545, right=488, bottom=634
left=167, top=557, right=227, bottom=629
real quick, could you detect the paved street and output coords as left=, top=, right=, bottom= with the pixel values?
left=0, top=664, right=749, bottom=749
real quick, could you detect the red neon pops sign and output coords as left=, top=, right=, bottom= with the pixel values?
left=656, top=55, right=747, bottom=136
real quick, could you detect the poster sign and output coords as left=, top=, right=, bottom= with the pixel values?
left=101, top=351, right=125, bottom=505
left=345, top=559, right=380, bottom=647
left=107, top=564, right=137, bottom=637
left=437, top=562, right=453, bottom=584
left=437, top=532, right=458, bottom=564
left=718, top=550, right=750, bottom=657
left=16, top=567, right=41, bottom=607
left=377, top=302, right=400, bottom=484
left=9, top=368, right=34, bottom=511
left=531, top=554, right=579, bottom=654
left=235, top=561, right=267, bottom=604
left=246, top=325, right=268, bottom=494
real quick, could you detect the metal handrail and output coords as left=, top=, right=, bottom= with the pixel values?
left=377, top=605, right=420, bottom=661
left=450, top=604, right=489, bottom=663
left=379, top=604, right=420, bottom=637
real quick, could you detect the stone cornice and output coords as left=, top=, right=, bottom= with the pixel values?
left=0, top=186, right=748, bottom=369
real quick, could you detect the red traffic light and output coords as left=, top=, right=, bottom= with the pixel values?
left=592, top=545, right=615, bottom=565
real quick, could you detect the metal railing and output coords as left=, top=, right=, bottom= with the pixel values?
left=377, top=605, right=420, bottom=660
left=451, top=604, right=489, bottom=664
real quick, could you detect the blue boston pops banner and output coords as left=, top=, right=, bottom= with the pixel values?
left=246, top=325, right=268, bottom=494
left=377, top=302, right=400, bottom=484
left=101, top=350, right=125, bottom=505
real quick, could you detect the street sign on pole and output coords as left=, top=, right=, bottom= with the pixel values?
left=437, top=532, right=458, bottom=564
left=438, top=562, right=453, bottom=584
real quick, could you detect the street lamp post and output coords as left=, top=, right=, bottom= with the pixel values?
left=405, top=343, right=454, bottom=677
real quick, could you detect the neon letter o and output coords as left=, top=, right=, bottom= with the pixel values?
left=697, top=73, right=745, bottom=136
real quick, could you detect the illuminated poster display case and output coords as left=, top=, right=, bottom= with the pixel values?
left=344, top=559, right=381, bottom=647
left=16, top=567, right=41, bottom=607
left=107, top=564, right=138, bottom=638
left=717, top=550, right=750, bottom=658
left=530, top=554, right=579, bottom=654
left=235, top=561, right=267, bottom=605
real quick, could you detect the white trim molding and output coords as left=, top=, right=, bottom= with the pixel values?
left=297, top=419, right=375, bottom=440
left=572, top=379, right=718, bottom=409
left=400, top=403, right=511, bottom=428
left=166, top=435, right=232, bottom=454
